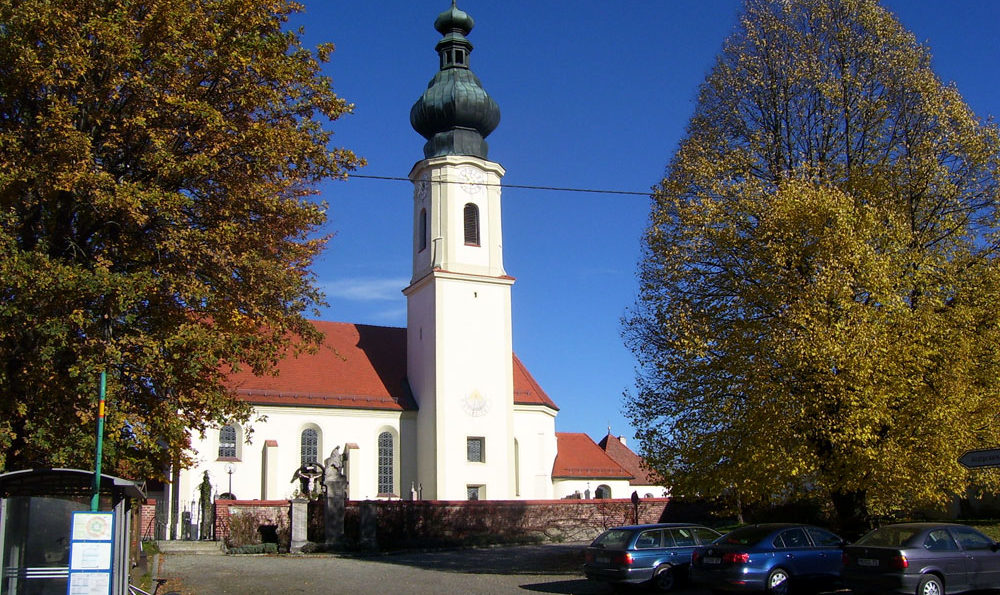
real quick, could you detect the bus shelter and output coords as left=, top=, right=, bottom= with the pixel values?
left=0, top=469, right=144, bottom=595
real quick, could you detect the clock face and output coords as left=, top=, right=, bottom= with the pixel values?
left=462, top=390, right=490, bottom=417
left=457, top=166, right=486, bottom=195
left=414, top=172, right=430, bottom=203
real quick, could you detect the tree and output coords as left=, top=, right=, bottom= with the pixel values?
left=624, top=0, right=1000, bottom=532
left=0, top=0, right=362, bottom=479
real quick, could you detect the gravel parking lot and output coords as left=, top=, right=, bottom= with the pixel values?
left=153, top=543, right=854, bottom=595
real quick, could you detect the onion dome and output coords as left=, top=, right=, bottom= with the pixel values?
left=410, top=1, right=501, bottom=159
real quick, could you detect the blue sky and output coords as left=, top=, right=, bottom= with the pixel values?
left=290, top=1, right=1000, bottom=450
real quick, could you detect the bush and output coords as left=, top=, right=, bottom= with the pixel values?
left=225, top=513, right=262, bottom=548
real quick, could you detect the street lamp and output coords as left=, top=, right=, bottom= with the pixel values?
left=224, top=462, right=235, bottom=498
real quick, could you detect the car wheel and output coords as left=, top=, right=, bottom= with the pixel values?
left=766, top=567, right=790, bottom=595
left=651, top=565, right=676, bottom=591
left=916, top=575, right=943, bottom=595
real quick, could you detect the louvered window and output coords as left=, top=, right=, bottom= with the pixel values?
left=219, top=425, right=237, bottom=459
left=467, top=437, right=484, bottom=463
left=463, top=203, right=480, bottom=246
left=300, top=428, right=318, bottom=466
left=377, top=431, right=393, bottom=495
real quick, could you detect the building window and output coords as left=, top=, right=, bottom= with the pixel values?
left=218, top=425, right=237, bottom=459
left=467, top=437, right=484, bottom=463
left=463, top=203, right=480, bottom=246
left=595, top=484, right=611, bottom=499
left=300, top=428, right=318, bottom=466
left=419, top=208, right=428, bottom=252
left=467, top=485, right=484, bottom=500
left=378, top=431, right=393, bottom=495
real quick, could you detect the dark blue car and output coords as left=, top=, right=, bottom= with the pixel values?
left=689, top=523, right=844, bottom=594
left=584, top=523, right=721, bottom=591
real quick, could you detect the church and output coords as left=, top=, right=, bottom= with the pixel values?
left=169, top=2, right=664, bottom=524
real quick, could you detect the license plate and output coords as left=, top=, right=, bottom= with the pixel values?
left=703, top=556, right=721, bottom=564
left=596, top=555, right=609, bottom=564
left=858, top=558, right=879, bottom=567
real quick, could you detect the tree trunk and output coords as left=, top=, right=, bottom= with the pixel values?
left=831, top=489, right=869, bottom=539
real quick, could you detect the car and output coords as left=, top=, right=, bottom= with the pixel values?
left=689, top=523, right=844, bottom=594
left=842, top=522, right=1000, bottom=595
left=583, top=523, right=722, bottom=591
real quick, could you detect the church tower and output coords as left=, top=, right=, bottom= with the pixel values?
left=405, top=1, right=514, bottom=500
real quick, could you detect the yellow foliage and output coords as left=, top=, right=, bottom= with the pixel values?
left=625, top=0, right=1000, bottom=528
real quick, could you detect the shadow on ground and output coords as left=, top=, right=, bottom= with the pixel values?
left=354, top=543, right=587, bottom=576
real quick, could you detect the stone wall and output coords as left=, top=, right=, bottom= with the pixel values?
left=337, top=498, right=670, bottom=549
left=153, top=496, right=669, bottom=549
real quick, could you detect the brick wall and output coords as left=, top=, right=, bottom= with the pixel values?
left=139, top=499, right=158, bottom=541
left=214, top=499, right=290, bottom=542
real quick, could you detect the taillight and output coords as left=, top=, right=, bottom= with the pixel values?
left=723, top=552, right=750, bottom=564
left=612, top=552, right=634, bottom=566
left=584, top=552, right=594, bottom=563
left=842, top=552, right=849, bottom=566
left=890, top=555, right=908, bottom=570
left=692, top=551, right=701, bottom=564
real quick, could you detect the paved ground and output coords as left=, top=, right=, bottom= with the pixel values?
left=152, top=543, right=858, bottom=595
left=154, top=543, right=635, bottom=594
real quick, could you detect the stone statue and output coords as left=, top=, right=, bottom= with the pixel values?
left=324, top=445, right=344, bottom=481
left=198, top=471, right=213, bottom=540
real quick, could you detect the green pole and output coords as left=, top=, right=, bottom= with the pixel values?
left=91, top=370, right=107, bottom=511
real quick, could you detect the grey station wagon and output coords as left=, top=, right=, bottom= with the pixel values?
left=584, top=523, right=722, bottom=591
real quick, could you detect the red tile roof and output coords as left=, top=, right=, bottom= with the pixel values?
left=228, top=321, right=558, bottom=412
left=598, top=433, right=661, bottom=486
left=551, top=433, right=632, bottom=480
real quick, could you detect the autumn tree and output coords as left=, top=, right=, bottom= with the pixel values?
left=0, top=0, right=361, bottom=479
left=624, top=0, right=1000, bottom=532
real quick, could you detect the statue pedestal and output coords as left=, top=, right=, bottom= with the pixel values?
left=359, top=501, right=377, bottom=550
left=290, top=498, right=309, bottom=553
left=324, top=478, right=347, bottom=549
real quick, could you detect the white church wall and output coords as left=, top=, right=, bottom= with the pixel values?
left=181, top=405, right=413, bottom=509
left=512, top=405, right=557, bottom=499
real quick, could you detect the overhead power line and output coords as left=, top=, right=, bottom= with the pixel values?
left=349, top=174, right=652, bottom=197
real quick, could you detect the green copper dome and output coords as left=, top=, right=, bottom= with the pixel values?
left=410, top=1, right=500, bottom=159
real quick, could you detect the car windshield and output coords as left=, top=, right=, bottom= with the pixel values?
left=856, top=526, right=922, bottom=547
left=716, top=526, right=777, bottom=546
left=592, top=529, right=632, bottom=548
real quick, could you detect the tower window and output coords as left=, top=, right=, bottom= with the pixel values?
left=463, top=203, right=480, bottom=246
left=419, top=208, right=428, bottom=252
left=467, top=437, right=485, bottom=463
left=467, top=485, right=484, bottom=500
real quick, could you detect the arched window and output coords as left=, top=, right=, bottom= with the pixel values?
left=463, top=203, right=480, bottom=246
left=419, top=208, right=428, bottom=252
left=300, top=428, right=319, bottom=466
left=377, top=431, right=393, bottom=495
left=218, top=425, right=237, bottom=459
left=595, top=484, right=612, bottom=499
